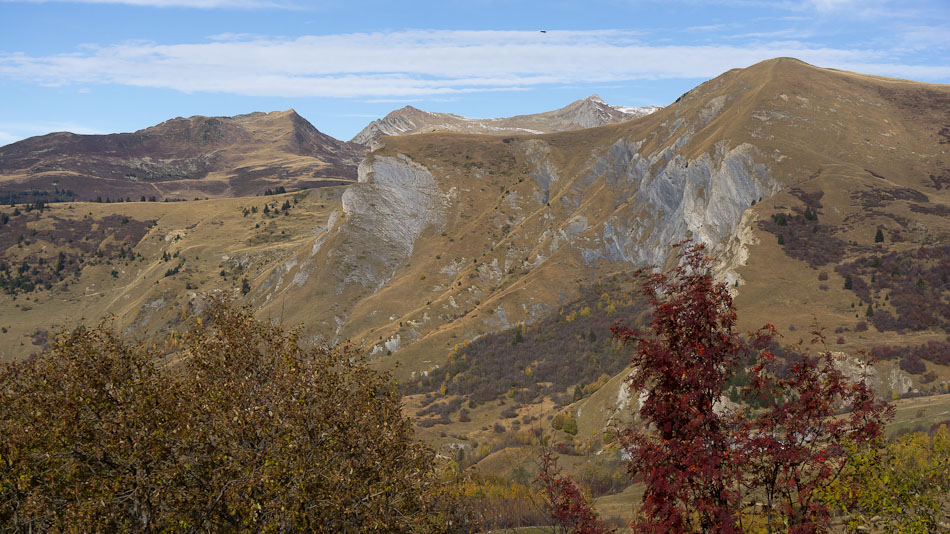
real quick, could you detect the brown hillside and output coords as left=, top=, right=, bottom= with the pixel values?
left=0, top=110, right=365, bottom=201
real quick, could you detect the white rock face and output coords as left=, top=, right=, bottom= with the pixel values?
left=578, top=138, right=778, bottom=267
left=336, top=154, right=445, bottom=288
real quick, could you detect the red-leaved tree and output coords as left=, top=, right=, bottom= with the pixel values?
left=611, top=242, right=892, bottom=534
left=537, top=451, right=614, bottom=534
left=740, top=340, right=893, bottom=533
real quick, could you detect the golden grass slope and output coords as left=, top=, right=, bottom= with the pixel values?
left=0, top=189, right=344, bottom=361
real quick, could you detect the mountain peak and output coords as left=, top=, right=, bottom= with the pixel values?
left=350, top=96, right=661, bottom=145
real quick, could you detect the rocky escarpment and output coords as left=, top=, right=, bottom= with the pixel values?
left=256, top=122, right=778, bottom=357
left=336, top=155, right=449, bottom=289
left=575, top=139, right=776, bottom=268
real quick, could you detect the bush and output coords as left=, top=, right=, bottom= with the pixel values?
left=0, top=301, right=466, bottom=533
left=561, top=414, right=578, bottom=436
left=836, top=246, right=950, bottom=332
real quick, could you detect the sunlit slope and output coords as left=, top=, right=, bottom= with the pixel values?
left=0, top=110, right=364, bottom=201
left=0, top=189, right=344, bottom=361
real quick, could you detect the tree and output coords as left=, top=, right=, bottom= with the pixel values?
left=537, top=452, right=613, bottom=534
left=610, top=242, right=892, bottom=534
left=0, top=300, right=469, bottom=533
left=874, top=228, right=885, bottom=243
left=820, top=427, right=950, bottom=532
left=612, top=243, right=750, bottom=534
left=739, top=344, right=891, bottom=533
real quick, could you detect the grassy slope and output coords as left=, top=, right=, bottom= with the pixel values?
left=0, top=188, right=344, bottom=361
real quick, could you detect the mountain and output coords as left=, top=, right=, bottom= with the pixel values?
left=2, top=58, right=949, bottom=488
left=0, top=110, right=365, bottom=201
left=350, top=95, right=661, bottom=146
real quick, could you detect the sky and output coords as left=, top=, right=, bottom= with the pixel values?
left=0, top=0, right=948, bottom=146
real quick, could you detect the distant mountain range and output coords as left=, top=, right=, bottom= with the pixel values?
left=0, top=97, right=660, bottom=202
left=350, top=95, right=661, bottom=146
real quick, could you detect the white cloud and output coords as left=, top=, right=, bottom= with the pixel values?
left=0, top=131, right=19, bottom=146
left=0, top=30, right=946, bottom=99
left=0, top=0, right=295, bottom=7
left=0, top=121, right=105, bottom=145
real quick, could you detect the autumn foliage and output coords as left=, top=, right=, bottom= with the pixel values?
left=611, top=242, right=893, bottom=534
left=537, top=451, right=614, bottom=534
left=0, top=301, right=469, bottom=533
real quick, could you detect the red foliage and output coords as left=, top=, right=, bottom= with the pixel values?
left=611, top=242, right=892, bottom=534
left=741, top=344, right=893, bottom=533
left=537, top=452, right=615, bottom=534
left=612, top=242, right=748, bottom=534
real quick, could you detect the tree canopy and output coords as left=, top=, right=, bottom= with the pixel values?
left=610, top=242, right=893, bottom=534
left=0, top=301, right=467, bottom=533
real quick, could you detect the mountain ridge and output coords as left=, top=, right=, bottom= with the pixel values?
left=350, top=95, right=661, bottom=146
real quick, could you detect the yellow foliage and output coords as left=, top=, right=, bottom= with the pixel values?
left=579, top=306, right=591, bottom=317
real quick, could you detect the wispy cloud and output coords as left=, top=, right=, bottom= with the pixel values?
left=0, top=131, right=20, bottom=146
left=0, top=121, right=105, bottom=145
left=0, top=0, right=295, bottom=8
left=1, top=30, right=947, bottom=99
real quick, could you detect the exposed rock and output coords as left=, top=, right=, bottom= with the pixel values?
left=336, top=154, right=446, bottom=289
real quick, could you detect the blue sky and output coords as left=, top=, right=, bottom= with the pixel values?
left=1, top=0, right=948, bottom=145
